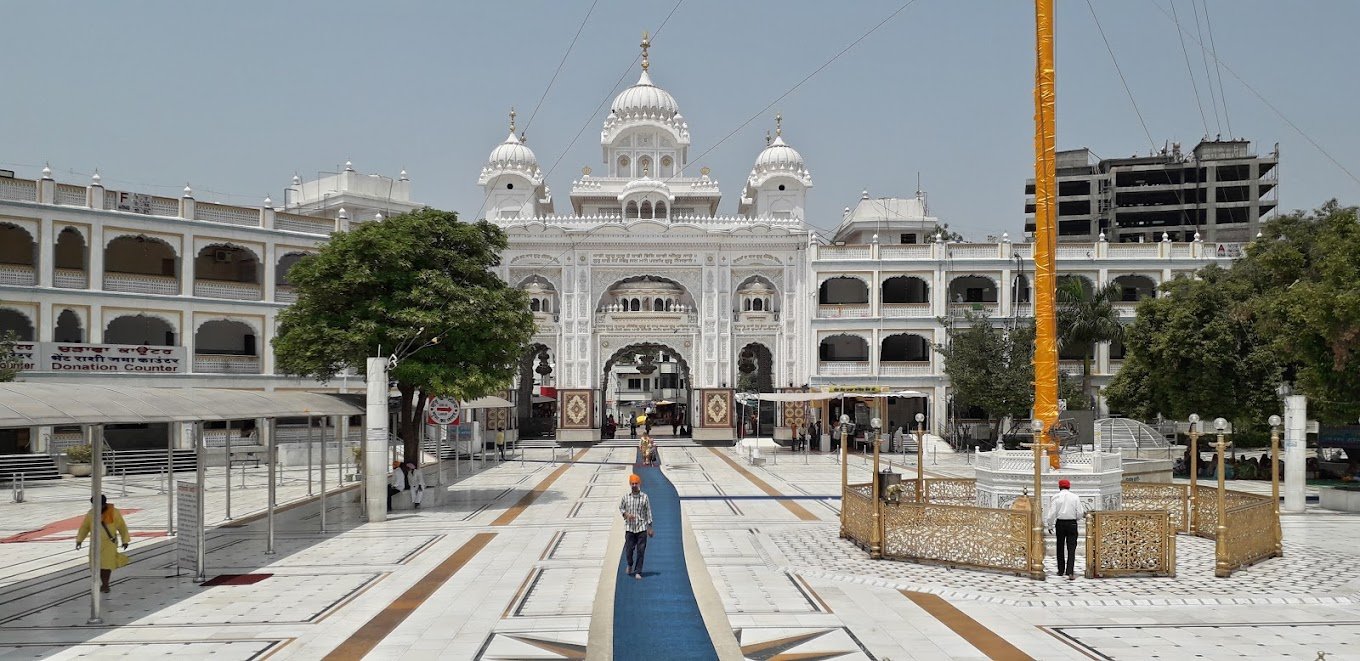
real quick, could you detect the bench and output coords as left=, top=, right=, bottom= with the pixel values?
left=228, top=445, right=266, bottom=468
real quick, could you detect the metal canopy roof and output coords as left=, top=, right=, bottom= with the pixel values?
left=0, top=383, right=365, bottom=427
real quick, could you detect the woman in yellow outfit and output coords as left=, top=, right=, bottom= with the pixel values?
left=75, top=495, right=131, bottom=593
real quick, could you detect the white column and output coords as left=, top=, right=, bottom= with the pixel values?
left=37, top=302, right=54, bottom=342
left=180, top=233, right=194, bottom=296
left=38, top=217, right=54, bottom=288
left=89, top=225, right=104, bottom=291
left=262, top=310, right=276, bottom=375
left=365, top=357, right=389, bottom=522
left=1282, top=395, right=1307, bottom=513
left=89, top=305, right=103, bottom=343
left=263, top=242, right=276, bottom=302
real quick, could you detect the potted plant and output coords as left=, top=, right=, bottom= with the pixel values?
left=65, top=444, right=96, bottom=477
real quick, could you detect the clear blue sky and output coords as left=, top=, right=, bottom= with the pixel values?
left=3, top=1, right=1356, bottom=240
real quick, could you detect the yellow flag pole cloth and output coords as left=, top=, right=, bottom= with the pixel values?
left=1033, top=0, right=1060, bottom=471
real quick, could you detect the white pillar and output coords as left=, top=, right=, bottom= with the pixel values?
left=365, top=357, right=389, bottom=523
left=1282, top=394, right=1307, bottom=513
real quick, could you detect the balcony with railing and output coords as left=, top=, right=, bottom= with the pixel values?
left=881, top=303, right=931, bottom=318
left=275, top=285, right=298, bottom=304
left=194, top=279, right=263, bottom=301
left=53, top=268, right=88, bottom=289
left=817, top=304, right=871, bottom=319
left=0, top=264, right=37, bottom=286
left=103, top=272, right=179, bottom=295
left=948, top=302, right=998, bottom=317
left=194, top=354, right=262, bottom=374
left=819, top=361, right=871, bottom=376
left=819, top=245, right=872, bottom=259
left=275, top=212, right=335, bottom=235
left=879, top=361, right=932, bottom=377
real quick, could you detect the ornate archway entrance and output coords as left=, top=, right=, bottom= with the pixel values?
left=516, top=343, right=555, bottom=438
left=600, top=342, right=693, bottom=438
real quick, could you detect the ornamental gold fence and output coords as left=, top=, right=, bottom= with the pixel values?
left=1221, top=498, right=1280, bottom=572
left=888, top=478, right=977, bottom=506
left=1084, top=510, right=1176, bottom=578
left=882, top=501, right=1036, bottom=576
left=841, top=483, right=875, bottom=547
left=1121, top=482, right=1190, bottom=533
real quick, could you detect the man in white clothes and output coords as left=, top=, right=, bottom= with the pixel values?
left=1045, top=478, right=1082, bottom=579
left=387, top=461, right=406, bottom=512
left=404, top=462, right=426, bottom=509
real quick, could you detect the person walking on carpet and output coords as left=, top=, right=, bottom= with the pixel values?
left=619, top=473, right=654, bottom=580
left=75, top=494, right=131, bottom=593
left=1045, top=478, right=1082, bottom=579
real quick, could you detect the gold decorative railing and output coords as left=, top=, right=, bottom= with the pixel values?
left=1085, top=510, right=1176, bottom=578
left=1192, top=485, right=1220, bottom=539
left=841, top=483, right=875, bottom=547
left=887, top=478, right=977, bottom=506
left=1121, top=482, right=1190, bottom=532
left=881, top=502, right=1035, bottom=576
left=1221, top=498, right=1279, bottom=572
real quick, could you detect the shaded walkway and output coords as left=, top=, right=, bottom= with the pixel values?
left=612, top=449, right=717, bottom=660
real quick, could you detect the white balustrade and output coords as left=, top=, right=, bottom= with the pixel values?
left=948, top=302, right=998, bottom=316
left=947, top=244, right=1003, bottom=259
left=194, top=279, right=263, bottom=301
left=193, top=354, right=261, bottom=374
left=275, top=286, right=298, bottom=304
left=879, top=361, right=932, bottom=376
left=817, top=304, right=871, bottom=318
left=1170, top=244, right=1194, bottom=258
left=0, top=178, right=36, bottom=201
left=1056, top=243, right=1096, bottom=259
left=103, top=272, right=179, bottom=295
left=880, top=303, right=931, bottom=318
left=53, top=268, right=88, bottom=289
left=1107, top=243, right=1162, bottom=258
left=55, top=184, right=87, bottom=206
left=0, top=264, right=37, bottom=286
left=819, top=245, right=871, bottom=259
left=1058, top=359, right=1085, bottom=373
left=275, top=213, right=335, bottom=234
left=148, top=197, right=180, bottom=217
left=196, top=202, right=260, bottom=227
left=819, top=361, right=871, bottom=376
left=879, top=244, right=933, bottom=260
left=1113, top=301, right=1139, bottom=316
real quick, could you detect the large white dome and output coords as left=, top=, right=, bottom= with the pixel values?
left=754, top=136, right=805, bottom=171
left=611, top=71, right=680, bottom=118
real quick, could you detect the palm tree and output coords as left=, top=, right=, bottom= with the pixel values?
left=1056, top=277, right=1126, bottom=407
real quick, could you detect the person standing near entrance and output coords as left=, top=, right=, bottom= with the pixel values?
left=619, top=473, right=654, bottom=580
left=404, top=462, right=426, bottom=509
left=75, top=495, right=130, bottom=593
left=1045, top=478, right=1082, bottom=579
left=387, top=461, right=406, bottom=512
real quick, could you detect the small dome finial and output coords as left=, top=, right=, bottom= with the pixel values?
left=41, top=162, right=52, bottom=179
left=91, top=169, right=101, bottom=184
left=374, top=212, right=384, bottom=222
left=775, top=112, right=782, bottom=137
left=509, top=106, right=516, bottom=134
left=640, top=30, right=651, bottom=72
left=344, top=160, right=354, bottom=172
left=337, top=207, right=348, bottom=220
left=183, top=183, right=193, bottom=197
left=399, top=169, right=409, bottom=181
left=861, top=190, right=869, bottom=200
left=291, top=173, right=301, bottom=186
left=263, top=195, right=273, bottom=207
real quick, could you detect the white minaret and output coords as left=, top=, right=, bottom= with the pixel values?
left=478, top=107, right=553, bottom=219
left=739, top=113, right=812, bottom=220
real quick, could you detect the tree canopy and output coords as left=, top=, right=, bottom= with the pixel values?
left=1106, top=201, right=1360, bottom=438
left=274, top=208, right=535, bottom=461
left=935, top=315, right=1034, bottom=439
left=1057, top=277, right=1124, bottom=407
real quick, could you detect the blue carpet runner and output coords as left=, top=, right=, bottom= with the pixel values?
left=611, top=448, right=719, bottom=660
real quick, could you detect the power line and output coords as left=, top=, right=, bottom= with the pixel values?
left=1153, top=1, right=1360, bottom=189
left=1189, top=0, right=1223, bottom=134
left=1168, top=0, right=1210, bottom=137
left=1199, top=0, right=1233, bottom=136
left=1084, top=0, right=1155, bottom=150
left=522, top=0, right=599, bottom=135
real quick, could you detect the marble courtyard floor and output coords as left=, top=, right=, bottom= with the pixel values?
left=1, top=442, right=1357, bottom=660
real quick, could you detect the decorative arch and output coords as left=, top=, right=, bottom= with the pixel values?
left=881, top=275, right=929, bottom=304
left=947, top=275, right=999, bottom=303
left=53, top=309, right=84, bottom=343
left=818, top=276, right=869, bottom=305
left=54, top=226, right=87, bottom=271
left=1111, top=274, right=1157, bottom=301
left=1012, top=273, right=1032, bottom=304
left=819, top=333, right=869, bottom=361
left=597, top=274, right=696, bottom=313
left=104, top=234, right=179, bottom=277
left=1057, top=274, right=1095, bottom=298
left=196, top=243, right=261, bottom=284
left=194, top=319, right=258, bottom=355
left=880, top=333, right=931, bottom=362
left=600, top=341, right=693, bottom=427
left=276, top=251, right=313, bottom=286
left=0, top=307, right=35, bottom=341
left=0, top=223, right=37, bottom=267
left=736, top=342, right=774, bottom=393
left=105, top=313, right=177, bottom=346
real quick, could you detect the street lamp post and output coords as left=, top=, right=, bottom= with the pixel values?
left=838, top=414, right=850, bottom=539
left=1030, top=418, right=1046, bottom=580
left=1269, top=414, right=1283, bottom=557
left=870, top=420, right=883, bottom=559
left=914, top=413, right=926, bottom=502
left=1188, top=413, right=1200, bottom=532
left=1213, top=417, right=1231, bottom=578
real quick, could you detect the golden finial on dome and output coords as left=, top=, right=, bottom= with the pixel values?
left=582, top=166, right=592, bottom=176
left=700, top=166, right=710, bottom=177
left=640, top=30, right=651, bottom=72
left=775, top=112, right=783, bottom=137
left=509, top=107, right=517, bottom=133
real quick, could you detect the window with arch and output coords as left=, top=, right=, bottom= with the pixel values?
left=752, top=298, right=764, bottom=311
left=54, top=309, right=84, bottom=343
left=818, top=277, right=869, bottom=305
left=638, top=156, right=652, bottom=177
left=653, top=297, right=664, bottom=311
left=631, top=298, right=641, bottom=312
left=617, top=155, right=630, bottom=177
left=659, top=155, right=674, bottom=178
left=530, top=299, right=542, bottom=312
left=819, top=334, right=869, bottom=361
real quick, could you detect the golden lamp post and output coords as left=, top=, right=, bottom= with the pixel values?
left=1213, top=416, right=1232, bottom=578
left=838, top=414, right=850, bottom=539
left=914, top=412, right=926, bottom=502
left=1188, top=413, right=1201, bottom=531
left=870, top=418, right=883, bottom=559
left=1030, top=418, right=1046, bottom=580
left=1269, top=414, right=1283, bottom=556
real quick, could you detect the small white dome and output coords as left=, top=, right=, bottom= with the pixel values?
left=754, top=135, right=805, bottom=171
left=619, top=175, right=673, bottom=201
left=487, top=132, right=539, bottom=171
left=611, top=71, right=680, bottom=118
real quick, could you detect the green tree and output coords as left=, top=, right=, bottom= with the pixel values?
left=1057, top=277, right=1125, bottom=406
left=274, top=208, right=535, bottom=462
left=935, top=314, right=1034, bottom=440
left=1104, top=268, right=1282, bottom=443
left=0, top=331, right=21, bottom=382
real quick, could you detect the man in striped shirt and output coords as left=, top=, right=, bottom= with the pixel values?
left=620, top=473, right=654, bottom=580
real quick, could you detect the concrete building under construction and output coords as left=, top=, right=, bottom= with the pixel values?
left=1025, top=138, right=1278, bottom=243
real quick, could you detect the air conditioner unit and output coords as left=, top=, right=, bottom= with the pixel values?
left=213, top=250, right=232, bottom=263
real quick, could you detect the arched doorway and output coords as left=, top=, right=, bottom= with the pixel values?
left=601, top=342, right=692, bottom=438
left=737, top=342, right=774, bottom=437
left=515, top=343, right=556, bottom=439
